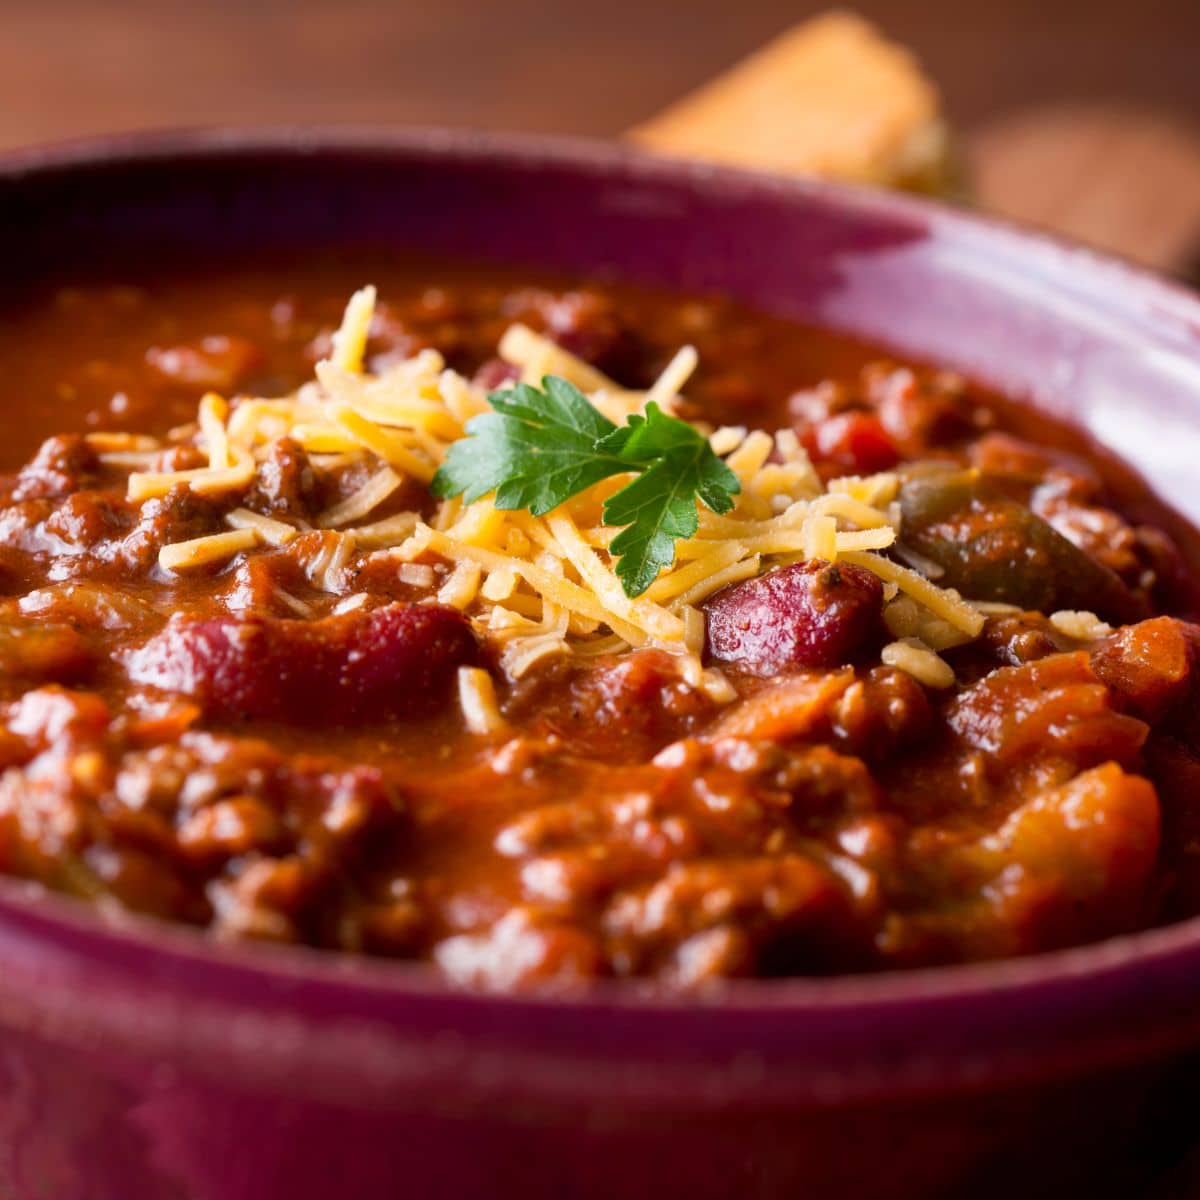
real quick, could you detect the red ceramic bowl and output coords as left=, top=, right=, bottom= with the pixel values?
left=3, top=129, right=1200, bottom=1200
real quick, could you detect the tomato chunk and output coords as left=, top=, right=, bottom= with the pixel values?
left=801, top=412, right=899, bottom=475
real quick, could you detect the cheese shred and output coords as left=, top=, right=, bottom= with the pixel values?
left=317, top=465, right=402, bottom=529
left=458, top=667, right=508, bottom=734
left=159, top=528, right=258, bottom=573
left=329, top=285, right=376, bottom=374
left=882, top=637, right=956, bottom=689
left=225, top=508, right=299, bottom=546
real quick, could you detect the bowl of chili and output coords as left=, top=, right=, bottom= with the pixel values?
left=3, top=128, right=1200, bottom=1198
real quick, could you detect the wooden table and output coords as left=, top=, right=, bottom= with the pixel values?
left=6, top=0, right=1199, bottom=268
left=3, top=0, right=1198, bottom=144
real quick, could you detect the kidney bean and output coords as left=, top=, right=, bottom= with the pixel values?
left=705, top=561, right=885, bottom=676
left=127, top=602, right=479, bottom=723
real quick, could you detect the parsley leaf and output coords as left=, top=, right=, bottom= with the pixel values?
left=431, top=377, right=740, bottom=597
left=431, top=378, right=628, bottom=515
left=601, top=404, right=740, bottom=596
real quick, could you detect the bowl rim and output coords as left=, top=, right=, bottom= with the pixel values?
left=4, top=123, right=1200, bottom=1029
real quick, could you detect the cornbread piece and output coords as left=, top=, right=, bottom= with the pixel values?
left=630, top=12, right=956, bottom=194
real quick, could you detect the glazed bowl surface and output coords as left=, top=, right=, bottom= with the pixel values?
left=4, top=128, right=1200, bottom=1200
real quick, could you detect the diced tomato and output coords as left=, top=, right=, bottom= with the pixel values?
left=802, top=411, right=899, bottom=475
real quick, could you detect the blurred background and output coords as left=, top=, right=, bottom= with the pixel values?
left=4, top=0, right=1199, bottom=140
left=3, top=0, right=1200, bottom=268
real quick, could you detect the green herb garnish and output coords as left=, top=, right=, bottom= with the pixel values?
left=431, top=376, right=740, bottom=598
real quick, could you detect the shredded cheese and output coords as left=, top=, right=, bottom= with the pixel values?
left=398, top=563, right=436, bottom=589
left=438, top=562, right=484, bottom=610
left=87, top=432, right=160, bottom=453
left=329, top=285, right=376, bottom=374
left=126, top=286, right=996, bottom=700
left=674, top=556, right=761, bottom=608
left=709, top=426, right=746, bottom=456
left=726, top=431, right=775, bottom=483
left=827, top=472, right=900, bottom=508
left=682, top=605, right=706, bottom=654
left=499, top=323, right=615, bottom=394
left=1049, top=609, right=1113, bottom=641
left=317, top=465, right=402, bottom=529
left=643, top=345, right=699, bottom=412
left=349, top=511, right=420, bottom=549
left=98, top=450, right=162, bottom=469
left=882, top=637, right=956, bottom=689
left=970, top=600, right=1023, bottom=616
left=458, top=667, right=508, bottom=734
left=128, top=446, right=256, bottom=502
left=300, top=532, right=357, bottom=593
left=841, top=551, right=984, bottom=637
left=225, top=507, right=299, bottom=547
left=199, top=393, right=231, bottom=469
left=803, top=514, right=838, bottom=562
left=159, top=528, right=258, bottom=573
